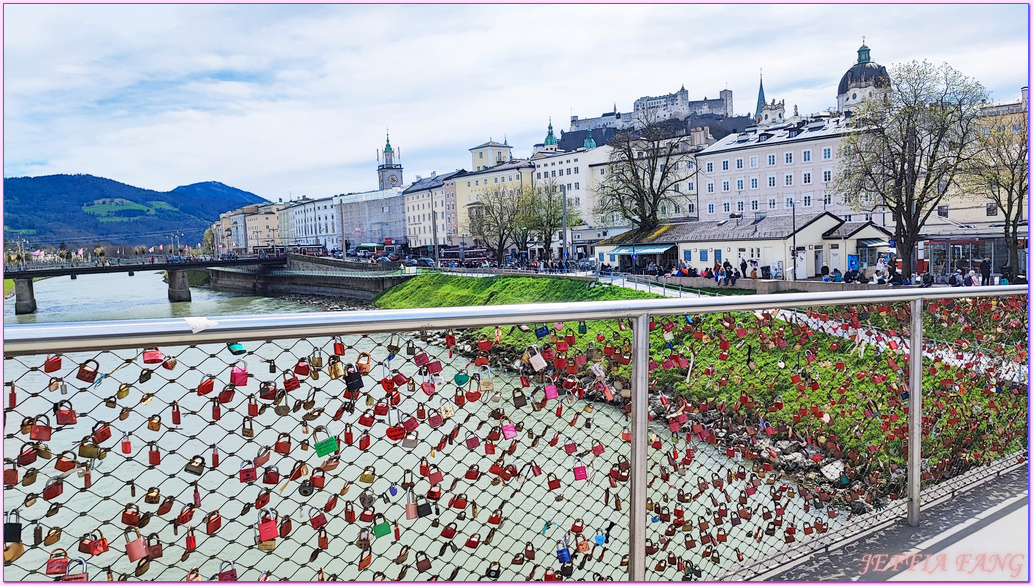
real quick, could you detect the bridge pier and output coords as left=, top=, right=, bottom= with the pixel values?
left=14, top=278, right=36, bottom=315
left=167, top=270, right=192, bottom=302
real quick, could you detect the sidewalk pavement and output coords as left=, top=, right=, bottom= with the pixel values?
left=764, top=465, right=1029, bottom=581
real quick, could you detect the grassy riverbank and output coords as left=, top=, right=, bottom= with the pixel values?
left=3, top=279, right=13, bottom=295
left=373, top=273, right=662, bottom=309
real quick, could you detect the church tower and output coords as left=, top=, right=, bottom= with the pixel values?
left=377, top=132, right=404, bottom=190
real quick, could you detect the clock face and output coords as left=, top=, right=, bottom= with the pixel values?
left=389, top=176, right=398, bottom=185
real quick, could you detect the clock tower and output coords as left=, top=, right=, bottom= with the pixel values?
left=377, top=132, right=404, bottom=190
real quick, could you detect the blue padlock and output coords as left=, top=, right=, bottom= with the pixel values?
left=593, top=528, right=606, bottom=546
left=556, top=537, right=571, bottom=563
left=535, top=324, right=550, bottom=339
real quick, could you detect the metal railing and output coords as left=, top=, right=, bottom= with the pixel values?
left=3, top=286, right=1027, bottom=581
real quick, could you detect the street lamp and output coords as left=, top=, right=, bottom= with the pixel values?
left=789, top=197, right=798, bottom=280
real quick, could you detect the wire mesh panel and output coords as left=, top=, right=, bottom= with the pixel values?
left=918, top=295, right=1029, bottom=499
left=638, top=303, right=919, bottom=580
left=3, top=319, right=634, bottom=581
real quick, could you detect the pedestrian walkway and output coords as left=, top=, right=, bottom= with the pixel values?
left=763, top=466, right=1029, bottom=581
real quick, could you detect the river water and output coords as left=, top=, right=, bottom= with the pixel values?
left=3, top=273, right=838, bottom=581
left=4, top=271, right=318, bottom=325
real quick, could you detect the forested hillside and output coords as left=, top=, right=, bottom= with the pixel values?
left=3, top=174, right=266, bottom=245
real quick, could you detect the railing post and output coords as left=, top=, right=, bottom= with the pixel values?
left=629, top=312, right=650, bottom=580
left=907, top=297, right=924, bottom=526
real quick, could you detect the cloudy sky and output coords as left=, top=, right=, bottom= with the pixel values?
left=4, top=3, right=1028, bottom=201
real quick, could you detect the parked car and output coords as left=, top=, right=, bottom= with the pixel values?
left=415, top=258, right=436, bottom=267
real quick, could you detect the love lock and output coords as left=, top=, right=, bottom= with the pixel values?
left=298, top=480, right=314, bottom=497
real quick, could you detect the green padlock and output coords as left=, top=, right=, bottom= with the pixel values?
left=227, top=343, right=247, bottom=356
left=313, top=426, right=338, bottom=458
left=453, top=372, right=470, bottom=386
left=372, top=513, right=391, bottom=538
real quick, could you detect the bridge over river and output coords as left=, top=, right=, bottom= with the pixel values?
left=5, top=257, right=287, bottom=314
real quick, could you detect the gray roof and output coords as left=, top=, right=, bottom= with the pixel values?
left=401, top=169, right=466, bottom=195
left=462, top=160, right=535, bottom=178
left=469, top=141, right=511, bottom=150
left=598, top=212, right=841, bottom=246
left=823, top=221, right=891, bottom=239
left=699, top=116, right=854, bottom=156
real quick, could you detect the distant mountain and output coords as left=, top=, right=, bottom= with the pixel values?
left=3, top=174, right=266, bottom=246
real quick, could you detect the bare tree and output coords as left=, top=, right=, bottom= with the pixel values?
left=594, top=117, right=697, bottom=231
left=961, top=107, right=1028, bottom=272
left=833, top=60, right=988, bottom=276
left=465, top=184, right=520, bottom=265
left=510, top=187, right=537, bottom=261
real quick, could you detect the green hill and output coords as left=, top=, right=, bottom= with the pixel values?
left=3, top=174, right=266, bottom=246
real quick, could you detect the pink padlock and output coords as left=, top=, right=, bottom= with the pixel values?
left=230, top=361, right=248, bottom=386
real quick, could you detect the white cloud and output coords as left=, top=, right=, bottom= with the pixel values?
left=3, top=4, right=1028, bottom=200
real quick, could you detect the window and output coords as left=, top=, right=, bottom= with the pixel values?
left=707, top=182, right=715, bottom=194
left=683, top=250, right=692, bottom=262
left=802, top=150, right=811, bottom=162
left=567, top=184, right=572, bottom=191
left=706, top=162, right=714, bottom=173
left=536, top=172, right=541, bottom=179
left=722, top=180, right=730, bottom=192
left=722, top=160, right=729, bottom=171
left=736, top=158, right=744, bottom=169
left=714, top=249, right=722, bottom=262
left=574, top=167, right=579, bottom=174
left=700, top=250, right=708, bottom=262
left=785, top=197, right=793, bottom=209
left=707, top=203, right=715, bottom=214
left=687, top=181, right=694, bottom=191
left=823, top=193, right=832, bottom=205
left=479, top=152, right=483, bottom=159
left=937, top=205, right=949, bottom=218
left=736, top=201, right=745, bottom=212
left=750, top=177, right=758, bottom=189
left=986, top=202, right=999, bottom=217
left=750, top=156, right=758, bottom=168
left=768, top=176, right=776, bottom=188
left=802, top=172, right=811, bottom=184
left=722, top=202, right=731, bottom=213
left=822, top=170, right=832, bottom=182
left=750, top=199, right=759, bottom=211
left=660, top=164, right=665, bottom=173
left=574, top=182, right=579, bottom=190
left=600, top=168, right=605, bottom=176
left=822, top=147, right=832, bottom=159
left=687, top=202, right=695, bottom=214
left=736, top=179, right=744, bottom=190
left=673, top=183, right=680, bottom=193
left=466, top=181, right=471, bottom=187
left=803, top=194, right=812, bottom=207
left=767, top=154, right=776, bottom=166
left=784, top=174, right=793, bottom=186
left=785, top=152, right=793, bottom=164
left=551, top=170, right=556, bottom=177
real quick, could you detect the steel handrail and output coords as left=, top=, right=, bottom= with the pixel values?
left=3, top=286, right=1025, bottom=356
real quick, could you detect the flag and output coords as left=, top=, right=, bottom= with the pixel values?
left=159, top=244, right=164, bottom=251
left=77, top=248, right=84, bottom=256
left=148, top=246, right=154, bottom=253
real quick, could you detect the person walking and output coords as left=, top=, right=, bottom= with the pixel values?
left=979, top=257, right=991, bottom=286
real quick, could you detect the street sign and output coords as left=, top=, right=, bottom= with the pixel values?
left=888, top=238, right=895, bottom=247
left=631, top=254, right=637, bottom=260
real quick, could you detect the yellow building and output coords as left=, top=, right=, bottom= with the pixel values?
left=454, top=140, right=535, bottom=246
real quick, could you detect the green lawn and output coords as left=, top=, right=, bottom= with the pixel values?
left=4, top=279, right=13, bottom=295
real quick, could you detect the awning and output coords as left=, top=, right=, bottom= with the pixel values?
left=857, top=239, right=889, bottom=248
left=608, top=244, right=676, bottom=255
